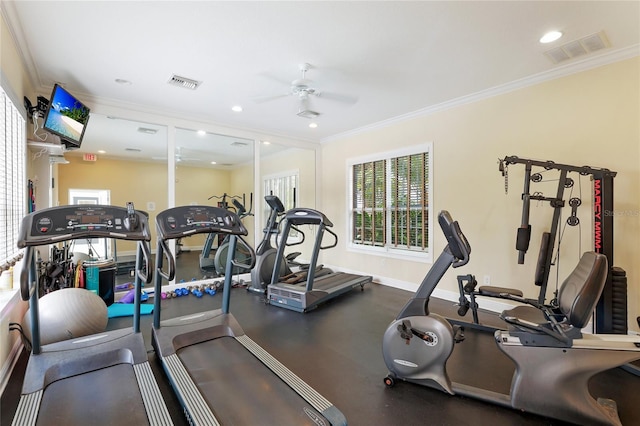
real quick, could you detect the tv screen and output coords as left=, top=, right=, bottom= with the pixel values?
left=42, top=84, right=90, bottom=150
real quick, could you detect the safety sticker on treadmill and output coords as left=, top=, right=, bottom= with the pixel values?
left=303, top=407, right=327, bottom=426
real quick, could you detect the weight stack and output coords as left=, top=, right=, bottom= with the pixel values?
left=611, top=266, right=627, bottom=334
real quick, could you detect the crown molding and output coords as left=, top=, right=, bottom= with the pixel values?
left=322, top=45, right=640, bottom=144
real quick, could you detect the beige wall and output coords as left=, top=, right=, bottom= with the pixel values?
left=175, top=164, right=233, bottom=249
left=321, top=57, right=640, bottom=332
left=57, top=156, right=169, bottom=252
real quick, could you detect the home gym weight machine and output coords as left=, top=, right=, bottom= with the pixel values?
left=199, top=192, right=254, bottom=276
left=382, top=210, right=640, bottom=426
left=457, top=156, right=627, bottom=334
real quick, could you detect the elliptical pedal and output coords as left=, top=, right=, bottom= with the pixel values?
left=453, top=325, right=465, bottom=343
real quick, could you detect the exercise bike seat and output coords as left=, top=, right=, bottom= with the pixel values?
left=500, top=251, right=608, bottom=339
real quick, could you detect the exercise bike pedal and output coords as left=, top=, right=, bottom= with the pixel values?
left=383, top=374, right=397, bottom=388
left=453, top=325, right=465, bottom=343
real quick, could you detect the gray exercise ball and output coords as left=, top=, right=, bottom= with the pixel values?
left=22, top=288, right=108, bottom=346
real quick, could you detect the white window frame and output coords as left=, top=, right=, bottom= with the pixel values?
left=263, top=169, right=300, bottom=242
left=1, top=84, right=27, bottom=270
left=347, top=143, right=433, bottom=262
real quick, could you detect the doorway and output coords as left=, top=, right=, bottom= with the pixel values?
left=68, top=188, right=111, bottom=258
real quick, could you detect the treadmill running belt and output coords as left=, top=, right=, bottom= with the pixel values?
left=37, top=363, right=149, bottom=426
left=177, top=336, right=325, bottom=425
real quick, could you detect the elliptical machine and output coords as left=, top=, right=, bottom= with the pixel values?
left=248, top=195, right=292, bottom=294
left=199, top=193, right=253, bottom=276
left=382, top=210, right=640, bottom=426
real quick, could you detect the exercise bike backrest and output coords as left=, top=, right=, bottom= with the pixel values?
left=438, top=210, right=471, bottom=267
left=557, top=251, right=608, bottom=329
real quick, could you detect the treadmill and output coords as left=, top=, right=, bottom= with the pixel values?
left=151, top=205, right=347, bottom=425
left=267, top=208, right=372, bottom=313
left=11, top=204, right=172, bottom=426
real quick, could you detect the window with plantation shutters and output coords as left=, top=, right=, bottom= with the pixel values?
left=264, top=172, right=298, bottom=212
left=349, top=145, right=432, bottom=259
left=1, top=85, right=27, bottom=271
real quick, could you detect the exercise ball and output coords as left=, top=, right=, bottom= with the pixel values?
left=22, top=288, right=108, bottom=346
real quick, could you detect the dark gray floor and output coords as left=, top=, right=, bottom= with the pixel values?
left=3, top=250, right=639, bottom=425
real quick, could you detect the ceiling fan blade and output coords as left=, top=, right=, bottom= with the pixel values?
left=258, top=71, right=293, bottom=87
left=252, top=93, right=290, bottom=104
left=314, top=91, right=358, bottom=105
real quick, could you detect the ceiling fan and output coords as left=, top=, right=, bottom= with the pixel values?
left=254, top=63, right=357, bottom=118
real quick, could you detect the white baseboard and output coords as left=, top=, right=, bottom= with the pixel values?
left=326, top=263, right=518, bottom=315
left=0, top=338, right=23, bottom=397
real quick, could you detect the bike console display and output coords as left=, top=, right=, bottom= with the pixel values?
left=155, top=205, right=248, bottom=241
left=18, top=204, right=150, bottom=247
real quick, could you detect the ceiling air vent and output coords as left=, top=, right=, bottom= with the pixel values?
left=544, top=31, right=610, bottom=64
left=168, top=74, right=202, bottom=90
left=137, top=127, right=158, bottom=134
left=231, top=141, right=249, bottom=147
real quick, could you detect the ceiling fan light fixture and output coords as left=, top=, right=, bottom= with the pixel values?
left=297, top=109, right=320, bottom=119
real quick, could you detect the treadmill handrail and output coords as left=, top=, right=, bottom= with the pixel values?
left=20, top=246, right=36, bottom=302
left=320, top=227, right=339, bottom=250
left=156, top=238, right=176, bottom=281
left=137, top=239, right=153, bottom=284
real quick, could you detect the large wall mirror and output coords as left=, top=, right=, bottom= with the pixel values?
left=54, top=111, right=318, bottom=285
left=56, top=114, right=168, bottom=267
left=173, top=128, right=255, bottom=282
left=257, top=142, right=318, bottom=269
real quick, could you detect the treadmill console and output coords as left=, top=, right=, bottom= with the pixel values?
left=156, top=205, right=248, bottom=240
left=18, top=204, right=150, bottom=247
left=285, top=208, right=333, bottom=227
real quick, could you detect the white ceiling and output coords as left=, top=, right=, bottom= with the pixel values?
left=4, top=1, right=639, bottom=164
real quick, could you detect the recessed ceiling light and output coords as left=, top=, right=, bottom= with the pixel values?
left=197, top=130, right=206, bottom=136
left=210, top=161, right=217, bottom=165
left=309, top=123, right=318, bottom=128
left=262, top=141, right=270, bottom=145
left=232, top=105, right=243, bottom=112
left=540, top=30, right=563, bottom=44
left=97, top=150, right=106, bottom=154
left=115, top=78, right=132, bottom=85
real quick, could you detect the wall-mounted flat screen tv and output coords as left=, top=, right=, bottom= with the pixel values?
left=42, top=84, right=91, bottom=150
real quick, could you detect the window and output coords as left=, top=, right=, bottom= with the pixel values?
left=1, top=85, right=27, bottom=270
left=349, top=144, right=432, bottom=260
left=263, top=171, right=298, bottom=213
